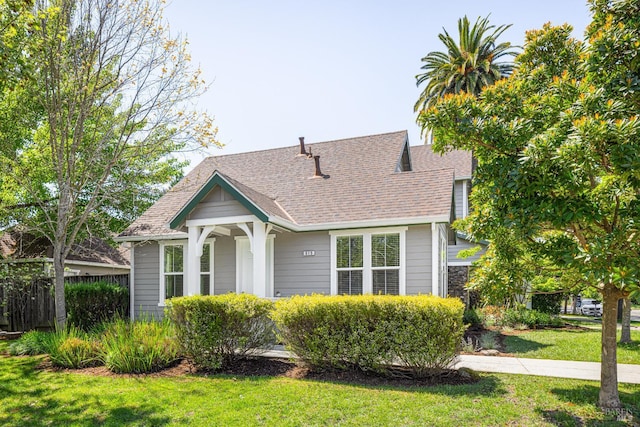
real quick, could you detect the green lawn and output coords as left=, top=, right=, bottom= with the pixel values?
left=503, top=327, right=640, bottom=364
left=0, top=343, right=639, bottom=426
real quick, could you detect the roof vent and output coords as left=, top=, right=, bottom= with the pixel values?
left=313, top=155, right=323, bottom=178
left=298, top=137, right=308, bottom=156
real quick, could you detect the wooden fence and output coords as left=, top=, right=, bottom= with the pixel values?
left=0, top=274, right=129, bottom=332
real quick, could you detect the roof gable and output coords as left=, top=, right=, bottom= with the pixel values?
left=410, top=145, right=473, bottom=179
left=169, top=172, right=269, bottom=229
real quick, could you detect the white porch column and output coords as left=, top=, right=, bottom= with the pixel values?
left=431, top=222, right=440, bottom=297
left=252, top=220, right=267, bottom=298
left=187, top=226, right=199, bottom=296
left=187, top=225, right=215, bottom=296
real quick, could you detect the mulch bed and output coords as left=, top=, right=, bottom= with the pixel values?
left=37, top=356, right=478, bottom=387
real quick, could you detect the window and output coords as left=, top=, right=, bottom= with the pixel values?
left=371, top=233, right=400, bottom=295
left=163, top=244, right=184, bottom=300
left=160, top=240, right=214, bottom=305
left=330, top=228, right=406, bottom=296
left=336, top=235, right=363, bottom=294
left=200, top=242, right=212, bottom=295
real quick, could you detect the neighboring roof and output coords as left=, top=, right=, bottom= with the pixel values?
left=120, top=131, right=456, bottom=239
left=410, top=145, right=473, bottom=180
left=0, top=231, right=130, bottom=267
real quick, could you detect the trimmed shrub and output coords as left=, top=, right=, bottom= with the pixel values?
left=8, top=331, right=54, bottom=356
left=47, top=327, right=102, bottom=368
left=100, top=318, right=179, bottom=374
left=167, top=294, right=275, bottom=371
left=272, top=294, right=465, bottom=377
left=66, top=281, right=129, bottom=330
left=463, top=308, right=481, bottom=326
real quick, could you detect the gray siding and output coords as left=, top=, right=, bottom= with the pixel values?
left=188, top=186, right=251, bottom=220
left=274, top=231, right=331, bottom=296
left=405, top=225, right=432, bottom=295
left=213, top=234, right=237, bottom=294
left=132, top=225, right=440, bottom=318
left=132, top=242, right=163, bottom=319
left=448, top=237, right=486, bottom=264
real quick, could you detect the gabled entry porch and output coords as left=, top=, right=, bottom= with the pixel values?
left=185, top=215, right=275, bottom=298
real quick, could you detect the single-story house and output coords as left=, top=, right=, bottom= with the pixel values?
left=117, top=130, right=478, bottom=319
left=0, top=230, right=130, bottom=277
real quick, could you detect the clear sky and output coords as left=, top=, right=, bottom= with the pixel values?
left=164, top=0, right=593, bottom=164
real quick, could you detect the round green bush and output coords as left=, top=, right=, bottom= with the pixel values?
left=272, top=294, right=465, bottom=377
left=166, top=293, right=275, bottom=371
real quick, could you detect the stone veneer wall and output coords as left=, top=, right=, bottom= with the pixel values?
left=448, top=266, right=479, bottom=307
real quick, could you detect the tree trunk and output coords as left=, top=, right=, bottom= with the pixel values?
left=620, top=297, right=632, bottom=344
left=599, top=285, right=622, bottom=409
left=52, top=242, right=67, bottom=329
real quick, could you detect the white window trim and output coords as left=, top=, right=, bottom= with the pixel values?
left=334, top=235, right=365, bottom=294
left=199, top=238, right=216, bottom=296
left=330, top=227, right=407, bottom=295
left=158, top=238, right=215, bottom=306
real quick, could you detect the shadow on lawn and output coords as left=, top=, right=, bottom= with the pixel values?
left=0, top=356, right=172, bottom=426
left=503, top=335, right=551, bottom=354
left=538, top=384, right=640, bottom=426
left=292, top=372, right=508, bottom=398
left=1, top=395, right=172, bottom=427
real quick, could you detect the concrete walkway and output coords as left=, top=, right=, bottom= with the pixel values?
left=262, top=348, right=640, bottom=384
left=454, top=355, right=640, bottom=384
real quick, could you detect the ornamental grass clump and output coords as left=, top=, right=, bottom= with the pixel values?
left=272, top=294, right=465, bottom=377
left=167, top=294, right=275, bottom=371
left=8, top=330, right=55, bottom=356
left=47, top=327, right=102, bottom=368
left=100, top=317, right=179, bottom=374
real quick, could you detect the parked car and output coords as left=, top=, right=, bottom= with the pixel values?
left=578, top=298, right=602, bottom=316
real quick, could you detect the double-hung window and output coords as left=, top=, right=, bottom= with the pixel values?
left=336, top=235, right=363, bottom=294
left=200, top=242, right=213, bottom=295
left=162, top=243, right=184, bottom=301
left=371, top=233, right=400, bottom=295
left=160, top=240, right=214, bottom=305
left=331, top=228, right=406, bottom=295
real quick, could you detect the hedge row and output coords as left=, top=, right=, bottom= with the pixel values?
left=168, top=293, right=465, bottom=376
left=65, top=281, right=129, bottom=330
left=272, top=294, right=465, bottom=376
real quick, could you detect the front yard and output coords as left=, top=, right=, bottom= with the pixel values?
left=0, top=342, right=639, bottom=426
left=502, top=327, right=640, bottom=364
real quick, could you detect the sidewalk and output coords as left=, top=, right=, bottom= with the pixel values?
left=454, top=355, right=640, bottom=384
left=262, top=347, right=640, bottom=384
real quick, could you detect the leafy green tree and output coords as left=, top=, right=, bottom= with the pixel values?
left=1, top=0, right=220, bottom=328
left=420, top=0, right=640, bottom=409
left=414, top=15, right=517, bottom=115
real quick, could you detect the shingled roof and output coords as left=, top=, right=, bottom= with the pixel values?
left=0, top=231, right=129, bottom=266
left=410, top=144, right=473, bottom=180
left=119, top=131, right=456, bottom=239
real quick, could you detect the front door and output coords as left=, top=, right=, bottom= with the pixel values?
left=236, top=237, right=274, bottom=296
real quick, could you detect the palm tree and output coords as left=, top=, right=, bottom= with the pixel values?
left=414, top=15, right=518, bottom=114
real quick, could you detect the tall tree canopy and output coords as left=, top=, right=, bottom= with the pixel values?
left=0, top=0, right=220, bottom=327
left=420, top=0, right=640, bottom=409
left=414, top=15, right=517, bottom=114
